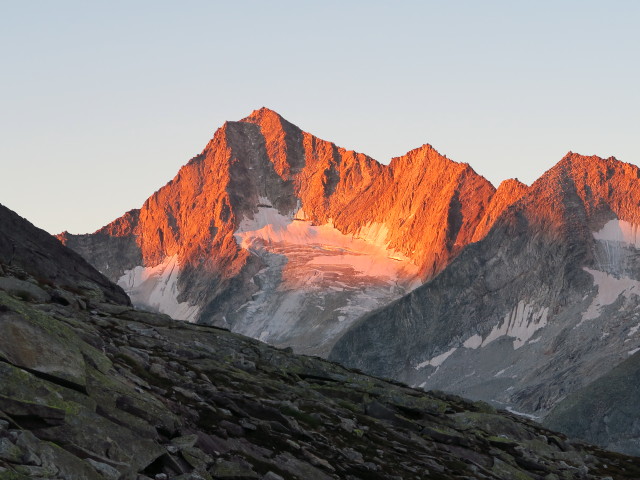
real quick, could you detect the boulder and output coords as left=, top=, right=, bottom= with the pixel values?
left=0, top=276, right=49, bottom=303
left=0, top=309, right=86, bottom=389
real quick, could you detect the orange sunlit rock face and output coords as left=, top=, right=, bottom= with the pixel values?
left=500, top=152, right=640, bottom=243
left=59, top=108, right=525, bottom=334
left=240, top=108, right=517, bottom=279
left=472, top=178, right=529, bottom=242
left=109, top=108, right=513, bottom=278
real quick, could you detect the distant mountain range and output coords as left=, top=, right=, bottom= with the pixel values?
left=58, top=108, right=640, bottom=455
left=58, top=108, right=525, bottom=356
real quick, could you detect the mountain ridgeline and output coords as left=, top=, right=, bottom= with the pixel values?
left=59, top=108, right=526, bottom=356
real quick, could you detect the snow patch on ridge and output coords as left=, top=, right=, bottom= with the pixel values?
left=593, top=219, right=640, bottom=247
left=580, top=268, right=640, bottom=324
left=482, top=301, right=549, bottom=349
left=415, top=347, right=457, bottom=370
left=505, top=407, right=540, bottom=421
left=117, top=255, right=199, bottom=321
left=413, top=303, right=547, bottom=372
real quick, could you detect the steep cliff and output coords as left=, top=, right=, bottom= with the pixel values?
left=60, top=108, right=515, bottom=355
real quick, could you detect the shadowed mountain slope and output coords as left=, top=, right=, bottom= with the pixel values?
left=0, top=204, right=128, bottom=305
left=544, top=349, right=640, bottom=456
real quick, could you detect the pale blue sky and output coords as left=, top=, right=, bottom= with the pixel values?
left=2, top=1, right=639, bottom=234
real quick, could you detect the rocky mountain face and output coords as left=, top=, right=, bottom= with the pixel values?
left=544, top=348, right=640, bottom=457
left=330, top=153, right=640, bottom=454
left=3, top=202, right=640, bottom=480
left=60, top=108, right=524, bottom=356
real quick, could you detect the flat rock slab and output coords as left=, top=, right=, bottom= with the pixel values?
left=0, top=311, right=86, bottom=389
left=0, top=276, right=49, bottom=303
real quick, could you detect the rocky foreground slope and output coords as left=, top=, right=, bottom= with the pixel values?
left=3, top=209, right=640, bottom=479
left=330, top=153, right=640, bottom=454
left=59, top=108, right=525, bottom=356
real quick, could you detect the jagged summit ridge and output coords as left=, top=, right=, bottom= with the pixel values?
left=59, top=109, right=529, bottom=355
left=472, top=178, right=529, bottom=242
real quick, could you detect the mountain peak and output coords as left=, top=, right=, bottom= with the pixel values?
left=558, top=151, right=622, bottom=169
left=401, top=143, right=442, bottom=158
left=241, top=106, right=285, bottom=124
left=538, top=152, right=638, bottom=190
left=389, top=143, right=458, bottom=170
left=497, top=177, right=528, bottom=190
left=61, top=110, right=523, bottom=354
left=471, top=177, right=529, bottom=242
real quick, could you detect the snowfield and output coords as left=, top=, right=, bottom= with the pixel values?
left=117, top=255, right=200, bottom=321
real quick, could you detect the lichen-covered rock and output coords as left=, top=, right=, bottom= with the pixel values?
left=0, top=307, right=86, bottom=389
left=0, top=277, right=49, bottom=303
